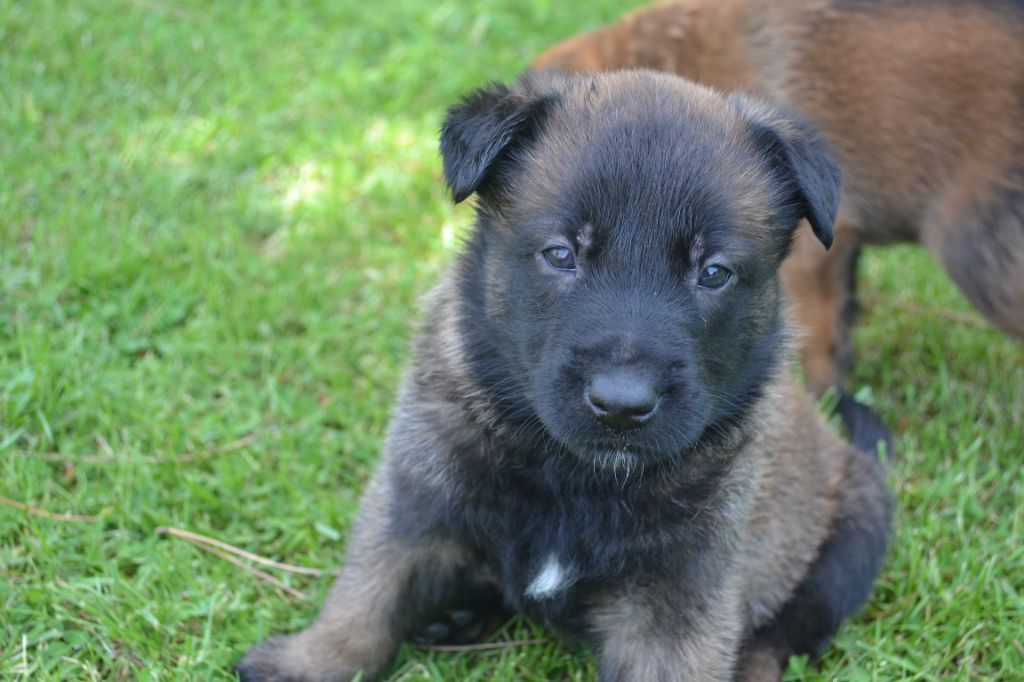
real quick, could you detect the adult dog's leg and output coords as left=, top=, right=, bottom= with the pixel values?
left=782, top=222, right=894, bottom=453
left=781, top=221, right=862, bottom=397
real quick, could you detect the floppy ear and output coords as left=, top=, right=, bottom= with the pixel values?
left=440, top=82, right=553, bottom=203
left=732, top=95, right=841, bottom=249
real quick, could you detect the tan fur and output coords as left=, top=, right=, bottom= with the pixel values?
left=534, top=0, right=1024, bottom=391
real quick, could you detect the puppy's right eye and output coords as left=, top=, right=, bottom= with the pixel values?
left=697, top=264, right=732, bottom=289
left=541, top=246, right=576, bottom=271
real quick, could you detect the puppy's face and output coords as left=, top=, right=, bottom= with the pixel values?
left=442, top=71, right=839, bottom=466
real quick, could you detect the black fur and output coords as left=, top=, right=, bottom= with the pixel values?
left=831, top=0, right=1024, bottom=17
left=440, top=83, right=555, bottom=203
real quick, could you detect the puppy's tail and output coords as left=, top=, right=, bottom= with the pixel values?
left=836, top=391, right=895, bottom=461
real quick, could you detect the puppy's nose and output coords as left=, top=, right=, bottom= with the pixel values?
left=585, top=370, right=661, bottom=430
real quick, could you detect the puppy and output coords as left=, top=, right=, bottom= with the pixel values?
left=237, top=70, right=891, bottom=682
left=534, top=0, right=1024, bottom=433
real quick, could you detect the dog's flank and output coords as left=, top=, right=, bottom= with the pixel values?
left=534, top=0, right=1024, bottom=435
left=237, top=71, right=891, bottom=682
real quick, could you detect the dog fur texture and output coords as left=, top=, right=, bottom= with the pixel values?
left=534, top=0, right=1024, bottom=405
left=237, top=70, right=891, bottom=682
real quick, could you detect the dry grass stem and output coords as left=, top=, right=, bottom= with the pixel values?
left=156, top=525, right=326, bottom=576
left=416, top=638, right=548, bottom=652
left=8, top=434, right=257, bottom=464
left=201, top=545, right=307, bottom=600
left=0, top=495, right=98, bottom=523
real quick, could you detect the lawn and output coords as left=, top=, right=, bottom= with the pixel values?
left=1, top=1, right=1021, bottom=679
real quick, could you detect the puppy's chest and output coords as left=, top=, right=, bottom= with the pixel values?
left=457, top=469, right=703, bottom=626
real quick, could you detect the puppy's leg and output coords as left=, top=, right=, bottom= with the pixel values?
left=236, top=475, right=472, bottom=682
left=590, top=576, right=745, bottom=682
left=736, top=445, right=891, bottom=680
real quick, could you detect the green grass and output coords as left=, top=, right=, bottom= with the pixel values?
left=2, top=1, right=1021, bottom=679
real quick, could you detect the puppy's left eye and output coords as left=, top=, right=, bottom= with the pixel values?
left=697, top=264, right=732, bottom=289
left=541, top=246, right=577, bottom=271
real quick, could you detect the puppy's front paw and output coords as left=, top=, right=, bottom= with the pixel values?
left=236, top=633, right=362, bottom=682
left=236, top=635, right=312, bottom=682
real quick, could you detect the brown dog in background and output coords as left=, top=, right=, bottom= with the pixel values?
left=535, top=0, right=1024, bottom=442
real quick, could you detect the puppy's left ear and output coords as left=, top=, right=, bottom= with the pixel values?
left=440, top=80, right=554, bottom=203
left=732, top=95, right=841, bottom=249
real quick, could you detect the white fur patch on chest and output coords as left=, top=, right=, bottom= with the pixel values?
left=525, top=554, right=571, bottom=600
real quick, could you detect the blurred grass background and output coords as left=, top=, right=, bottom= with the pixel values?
left=1, top=1, right=1021, bottom=679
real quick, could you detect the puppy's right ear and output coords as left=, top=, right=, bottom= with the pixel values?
left=440, top=82, right=553, bottom=203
